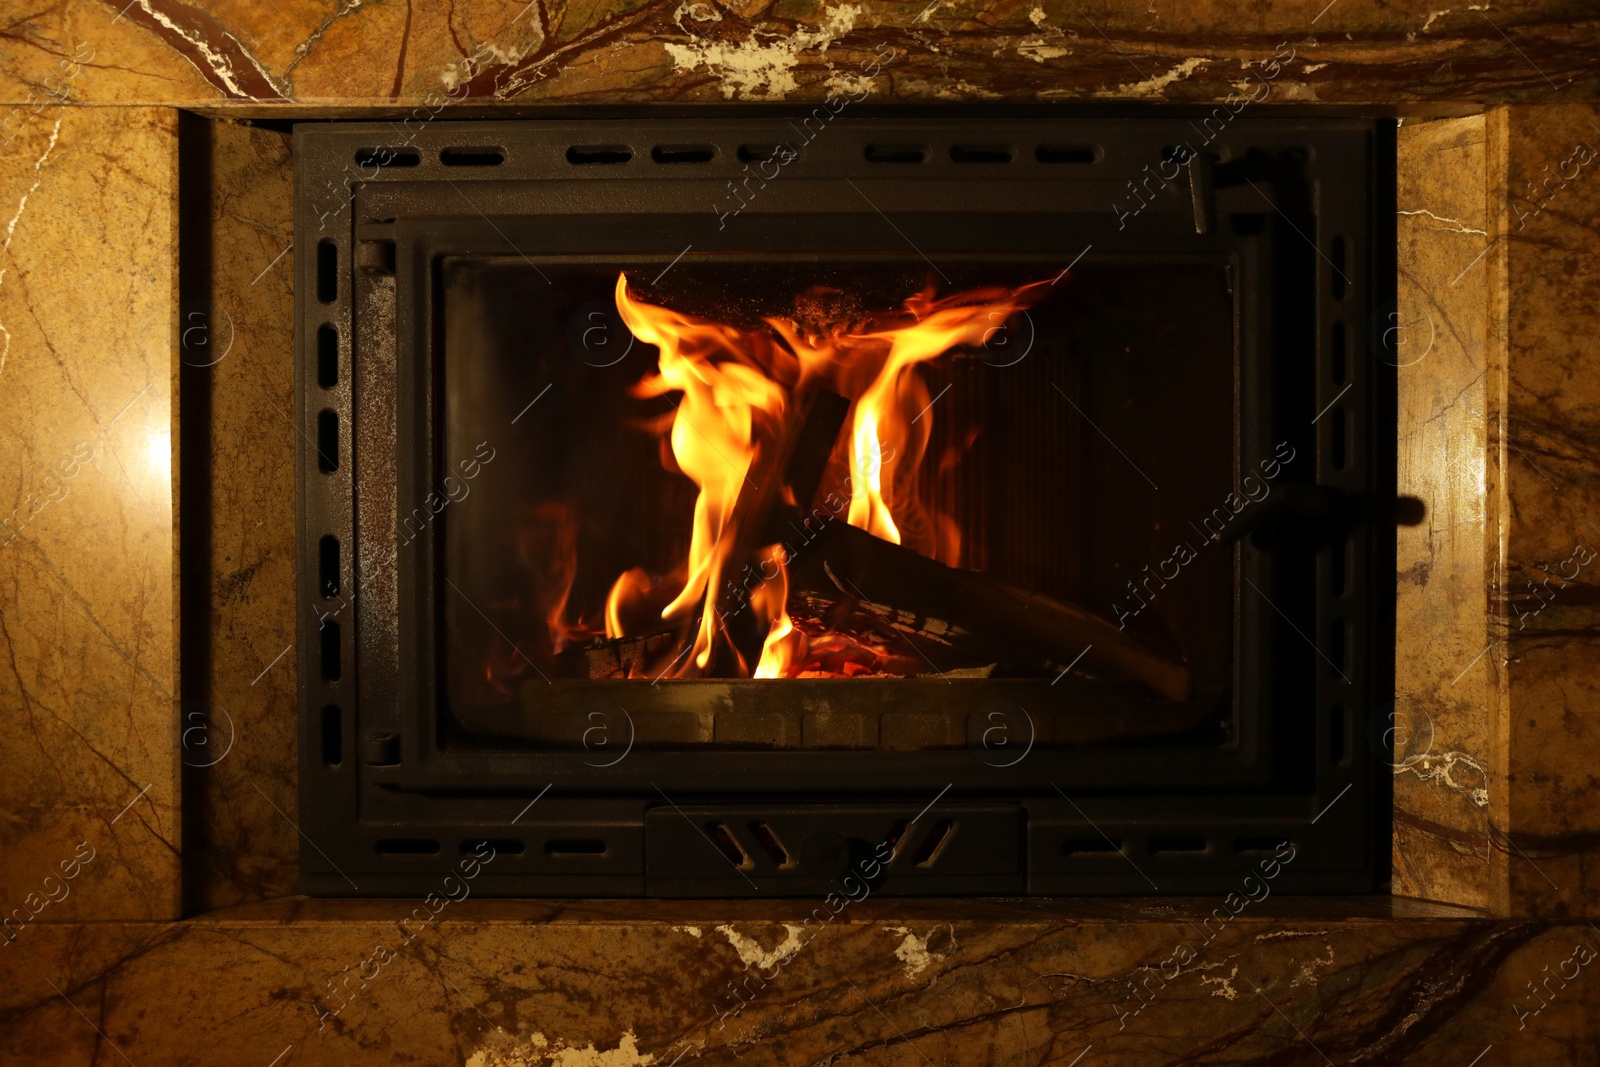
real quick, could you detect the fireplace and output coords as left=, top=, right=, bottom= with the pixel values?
left=295, top=115, right=1395, bottom=896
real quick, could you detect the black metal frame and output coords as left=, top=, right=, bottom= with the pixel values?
left=295, top=115, right=1395, bottom=896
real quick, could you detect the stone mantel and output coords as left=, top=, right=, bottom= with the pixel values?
left=1, top=1, right=1598, bottom=1062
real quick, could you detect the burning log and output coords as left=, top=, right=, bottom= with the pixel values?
left=789, top=522, right=1193, bottom=702
left=772, top=389, right=854, bottom=531
left=714, top=383, right=1189, bottom=697
left=705, top=389, right=852, bottom=673
left=556, top=627, right=686, bottom=680
left=786, top=590, right=978, bottom=677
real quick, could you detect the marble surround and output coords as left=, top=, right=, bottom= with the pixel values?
left=1, top=0, right=1599, bottom=1062
left=1394, top=112, right=1497, bottom=911
left=0, top=106, right=181, bottom=924
left=0, top=0, right=1597, bottom=109
left=1488, top=104, right=1600, bottom=917
left=1393, top=103, right=1600, bottom=920
left=8, top=898, right=1600, bottom=1066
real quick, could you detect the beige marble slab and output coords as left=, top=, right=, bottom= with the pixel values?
left=1390, top=104, right=1600, bottom=917
left=6, top=904, right=1597, bottom=1065
left=0, top=1, right=1595, bottom=111
left=0, top=105, right=180, bottom=923
left=1489, top=102, right=1600, bottom=916
left=1394, top=113, right=1495, bottom=909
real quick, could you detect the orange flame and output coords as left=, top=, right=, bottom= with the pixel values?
left=611, top=273, right=795, bottom=676
left=605, top=566, right=655, bottom=640
left=751, top=543, right=803, bottom=677
left=605, top=273, right=1046, bottom=679
left=519, top=500, right=593, bottom=653
left=846, top=288, right=1044, bottom=544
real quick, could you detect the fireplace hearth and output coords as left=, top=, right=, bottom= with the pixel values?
left=295, top=115, right=1394, bottom=896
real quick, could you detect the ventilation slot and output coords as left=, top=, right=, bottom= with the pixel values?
left=651, top=144, right=715, bottom=164
left=708, top=823, right=754, bottom=870
left=1330, top=236, right=1348, bottom=299
left=1149, top=837, right=1208, bottom=855
left=1331, top=407, right=1347, bottom=471
left=737, top=143, right=793, bottom=163
left=1063, top=837, right=1122, bottom=857
left=950, top=145, right=1014, bottom=164
left=316, top=409, right=339, bottom=473
left=864, top=144, right=926, bottom=164
left=1331, top=321, right=1347, bottom=384
left=1233, top=838, right=1285, bottom=856
left=319, top=535, right=340, bottom=597
left=319, top=619, right=341, bottom=681
left=545, top=838, right=607, bottom=856
left=377, top=838, right=439, bottom=856
left=355, top=147, right=419, bottom=168
left=880, top=819, right=910, bottom=861
left=912, top=819, right=956, bottom=868
left=464, top=838, right=525, bottom=856
left=751, top=823, right=795, bottom=868
left=441, top=146, right=505, bottom=166
left=1036, top=144, right=1098, bottom=164
left=566, top=145, right=631, bottom=165
left=316, top=324, right=338, bottom=388
left=1330, top=703, right=1349, bottom=764
left=320, top=704, right=342, bottom=766
left=316, top=240, right=338, bottom=304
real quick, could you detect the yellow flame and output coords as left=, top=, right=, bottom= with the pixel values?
left=611, top=273, right=790, bottom=675
left=604, top=273, right=1047, bottom=679
left=846, top=293, right=1038, bottom=544
left=605, top=566, right=653, bottom=640
left=752, top=544, right=803, bottom=678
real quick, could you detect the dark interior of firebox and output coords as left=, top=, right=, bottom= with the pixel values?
left=439, top=256, right=1239, bottom=750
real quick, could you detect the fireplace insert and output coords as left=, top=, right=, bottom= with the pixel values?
left=295, top=115, right=1395, bottom=896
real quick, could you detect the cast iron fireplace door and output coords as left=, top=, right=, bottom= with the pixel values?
left=294, top=116, right=1396, bottom=896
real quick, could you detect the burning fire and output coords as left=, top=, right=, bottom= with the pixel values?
left=589, top=271, right=1047, bottom=679
left=843, top=291, right=1039, bottom=547
left=608, top=273, right=799, bottom=677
